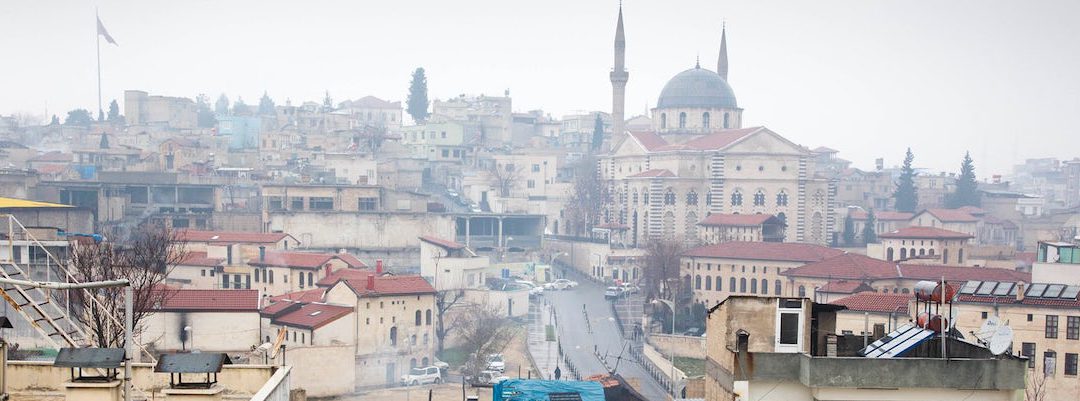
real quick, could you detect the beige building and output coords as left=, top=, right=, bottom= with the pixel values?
left=418, top=235, right=489, bottom=290
left=697, top=213, right=784, bottom=243
left=247, top=250, right=367, bottom=295
left=704, top=296, right=1026, bottom=401
left=910, top=208, right=979, bottom=238
left=323, top=274, right=438, bottom=387
left=337, top=96, right=403, bottom=129
left=140, top=289, right=261, bottom=352
left=876, top=226, right=974, bottom=265
left=847, top=209, right=912, bottom=243
left=681, top=242, right=845, bottom=306
left=124, top=90, right=198, bottom=129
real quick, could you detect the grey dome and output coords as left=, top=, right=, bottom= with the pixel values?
left=656, top=67, right=738, bottom=109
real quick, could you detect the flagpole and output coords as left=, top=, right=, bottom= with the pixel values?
left=96, top=8, right=102, bottom=119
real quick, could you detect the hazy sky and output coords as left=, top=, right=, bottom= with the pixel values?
left=3, top=0, right=1079, bottom=175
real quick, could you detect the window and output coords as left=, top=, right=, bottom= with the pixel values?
left=532, top=164, right=541, bottom=172
left=715, top=276, right=722, bottom=292
left=678, top=112, right=686, bottom=129
left=268, top=196, right=284, bottom=211
left=268, top=270, right=273, bottom=284
left=775, top=281, right=782, bottom=295
left=504, top=163, right=515, bottom=172
left=1045, top=351, right=1057, bottom=377
left=527, top=180, right=536, bottom=189
left=981, top=311, right=988, bottom=319
left=731, top=191, right=743, bottom=206
left=739, top=278, right=746, bottom=293
left=426, top=309, right=432, bottom=325
left=1067, top=353, right=1078, bottom=376
left=200, top=269, right=206, bottom=277
left=1069, top=316, right=1080, bottom=340
left=723, top=112, right=730, bottom=129
left=1028, top=314, right=1034, bottom=322
left=290, top=197, right=304, bottom=210
left=222, top=274, right=229, bottom=289
left=750, top=279, right=757, bottom=294
left=1047, top=315, right=1059, bottom=339
left=694, top=275, right=701, bottom=290
left=702, top=112, right=710, bottom=129
left=1022, top=343, right=1036, bottom=368
left=441, top=149, right=449, bottom=158
left=762, top=279, right=769, bottom=295
left=389, top=327, right=398, bottom=347
left=307, top=272, right=313, bottom=287
left=779, top=312, right=799, bottom=345
left=358, top=197, right=377, bottom=211
left=664, top=189, right=676, bottom=205
left=776, top=191, right=789, bottom=206
left=309, top=197, right=334, bottom=210
left=730, top=277, right=736, bottom=291
left=686, top=191, right=698, bottom=206
left=753, top=190, right=765, bottom=206
left=660, top=113, right=667, bottom=129
left=441, top=131, right=447, bottom=138
left=301, top=332, right=305, bottom=344
left=798, top=285, right=806, bottom=297
left=704, top=276, right=712, bottom=291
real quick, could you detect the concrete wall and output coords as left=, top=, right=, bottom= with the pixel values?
left=648, top=334, right=706, bottom=359
left=464, top=288, right=529, bottom=318
left=6, top=361, right=273, bottom=397
left=269, top=212, right=454, bottom=251
left=546, top=238, right=611, bottom=279
left=274, top=344, right=356, bottom=397
left=140, top=310, right=262, bottom=352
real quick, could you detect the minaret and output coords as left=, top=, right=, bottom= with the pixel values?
left=717, top=24, right=729, bottom=81
left=609, top=5, right=629, bottom=148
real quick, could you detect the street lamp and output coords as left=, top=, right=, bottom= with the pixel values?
left=183, top=326, right=193, bottom=351
left=651, top=299, right=677, bottom=398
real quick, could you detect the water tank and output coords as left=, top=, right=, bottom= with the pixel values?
left=914, top=281, right=957, bottom=303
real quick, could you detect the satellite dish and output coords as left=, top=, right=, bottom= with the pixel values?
left=988, top=325, right=1014, bottom=355
left=948, top=309, right=962, bottom=331
left=975, top=316, right=1001, bottom=341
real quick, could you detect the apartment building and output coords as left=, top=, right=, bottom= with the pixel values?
left=681, top=242, right=845, bottom=306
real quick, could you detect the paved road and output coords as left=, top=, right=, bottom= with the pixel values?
left=543, top=269, right=670, bottom=401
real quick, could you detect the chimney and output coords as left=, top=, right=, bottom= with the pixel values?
left=376, top=259, right=383, bottom=274
left=1016, top=282, right=1026, bottom=302
left=366, top=274, right=375, bottom=290
left=325, top=265, right=332, bottom=276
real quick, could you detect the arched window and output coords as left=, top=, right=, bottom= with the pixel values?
left=730, top=277, right=737, bottom=292
left=723, top=112, right=730, bottom=129
left=716, top=276, right=723, bottom=292
left=422, top=357, right=430, bottom=366
left=705, top=276, right=712, bottom=291
left=632, top=190, right=639, bottom=205
left=644, top=193, right=650, bottom=205
left=761, top=279, right=769, bottom=295
left=776, top=191, right=789, bottom=206
left=664, top=189, right=676, bottom=205
left=928, top=248, right=935, bottom=256
left=900, top=248, right=908, bottom=260
left=798, top=285, right=806, bottom=297
left=775, top=281, right=782, bottom=295
left=753, top=190, right=766, bottom=206
left=660, top=113, right=667, bottom=129
left=423, top=333, right=430, bottom=345
left=731, top=191, right=743, bottom=206
left=702, top=112, right=710, bottom=129
left=887, top=248, right=894, bottom=261
left=389, top=327, right=398, bottom=347
left=678, top=112, right=687, bottom=128
left=695, top=275, right=702, bottom=290
left=958, top=248, right=964, bottom=264
left=750, top=279, right=757, bottom=294
left=686, top=191, right=698, bottom=206
left=705, top=193, right=713, bottom=206
left=410, top=358, right=417, bottom=369
left=919, top=248, right=926, bottom=256
left=740, top=278, right=747, bottom=293
left=307, top=272, right=313, bottom=287
left=411, top=334, right=417, bottom=345
left=425, top=309, right=432, bottom=325
left=415, top=310, right=422, bottom=326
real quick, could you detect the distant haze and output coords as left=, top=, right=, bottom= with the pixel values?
left=2, top=0, right=1078, bottom=175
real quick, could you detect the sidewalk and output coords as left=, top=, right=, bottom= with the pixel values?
left=525, top=300, right=580, bottom=381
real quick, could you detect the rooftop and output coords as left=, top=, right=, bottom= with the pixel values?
left=782, top=253, right=1031, bottom=282
left=919, top=208, right=980, bottom=223
left=178, top=251, right=224, bottom=267
left=177, top=230, right=298, bottom=245
left=878, top=226, right=973, bottom=240
left=271, top=303, right=353, bottom=330
left=152, top=289, right=260, bottom=312
left=340, top=275, right=436, bottom=297
left=248, top=251, right=365, bottom=269
left=683, top=241, right=845, bottom=263
left=848, top=210, right=913, bottom=221
left=830, top=291, right=912, bottom=314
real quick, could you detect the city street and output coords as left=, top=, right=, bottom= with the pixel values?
left=543, top=269, right=669, bottom=401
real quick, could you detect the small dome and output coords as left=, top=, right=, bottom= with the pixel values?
left=656, top=67, right=738, bottom=109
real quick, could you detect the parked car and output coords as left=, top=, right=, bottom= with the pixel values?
left=401, top=366, right=442, bottom=386
left=486, top=354, right=505, bottom=372
left=516, top=280, right=544, bottom=296
left=447, top=189, right=459, bottom=199
left=619, top=283, right=639, bottom=294
left=604, top=286, right=622, bottom=299
left=469, top=203, right=482, bottom=213
left=547, top=279, right=576, bottom=290
left=468, top=370, right=509, bottom=387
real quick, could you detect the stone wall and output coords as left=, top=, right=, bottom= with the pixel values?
left=648, top=333, right=706, bottom=359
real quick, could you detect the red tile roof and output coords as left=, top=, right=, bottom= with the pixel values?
left=260, top=299, right=303, bottom=317
left=419, top=236, right=467, bottom=250
left=248, top=251, right=365, bottom=269
left=316, top=268, right=373, bottom=287
left=697, top=213, right=776, bottom=227
left=849, top=210, right=913, bottom=221
left=30, top=151, right=72, bottom=162
left=782, top=253, right=1031, bottom=282
left=153, top=289, right=260, bottom=312
left=341, top=96, right=400, bottom=109
left=628, top=169, right=675, bottom=178
left=627, top=131, right=668, bottom=152
left=177, top=230, right=298, bottom=245
left=831, top=292, right=912, bottom=314
left=34, top=164, right=70, bottom=175
left=682, top=242, right=845, bottom=263
left=921, top=208, right=979, bottom=223
left=957, top=206, right=988, bottom=216
left=818, top=280, right=873, bottom=294
left=178, top=251, right=223, bottom=267
left=341, top=275, right=435, bottom=297
left=956, top=294, right=1080, bottom=308
left=269, top=288, right=325, bottom=304
left=878, top=226, right=973, bottom=240
left=678, top=127, right=760, bottom=151
left=271, top=303, right=353, bottom=330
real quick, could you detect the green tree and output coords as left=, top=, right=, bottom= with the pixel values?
left=591, top=114, right=604, bottom=152
left=894, top=148, right=918, bottom=212
left=322, top=90, right=333, bottom=112
left=50, top=115, right=60, bottom=125
left=406, top=68, right=429, bottom=123
left=233, top=97, right=250, bottom=116
left=196, top=94, right=217, bottom=128
left=107, top=100, right=121, bottom=122
left=215, top=94, right=230, bottom=115
left=65, top=109, right=93, bottom=126
left=947, top=152, right=981, bottom=208
left=862, top=209, right=878, bottom=244
left=258, top=91, right=276, bottom=115
left=843, top=214, right=856, bottom=246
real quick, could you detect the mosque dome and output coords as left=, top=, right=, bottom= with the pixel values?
left=656, top=66, right=738, bottom=109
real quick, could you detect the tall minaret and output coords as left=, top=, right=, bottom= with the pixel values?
left=609, top=5, right=629, bottom=148
left=717, top=24, right=729, bottom=81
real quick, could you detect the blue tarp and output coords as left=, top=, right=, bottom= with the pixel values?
left=493, top=379, right=605, bottom=401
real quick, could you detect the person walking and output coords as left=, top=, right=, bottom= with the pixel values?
left=554, top=366, right=562, bottom=380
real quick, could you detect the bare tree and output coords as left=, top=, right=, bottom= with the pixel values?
left=488, top=159, right=522, bottom=198
left=1026, top=366, right=1048, bottom=401
left=564, top=156, right=608, bottom=237
left=434, top=288, right=465, bottom=354
left=458, top=303, right=516, bottom=377
left=644, top=239, right=685, bottom=300
left=68, top=223, right=186, bottom=348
